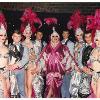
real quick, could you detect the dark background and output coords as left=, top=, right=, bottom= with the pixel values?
left=0, top=2, right=100, bottom=43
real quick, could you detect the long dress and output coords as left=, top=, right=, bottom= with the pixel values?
left=36, top=42, right=77, bottom=98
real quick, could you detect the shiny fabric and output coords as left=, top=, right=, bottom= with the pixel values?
left=0, top=67, right=9, bottom=98
left=69, top=41, right=85, bottom=98
left=78, top=44, right=93, bottom=98
left=32, top=73, right=44, bottom=98
left=37, top=42, right=76, bottom=97
left=89, top=47, right=100, bottom=97
left=24, top=40, right=46, bottom=98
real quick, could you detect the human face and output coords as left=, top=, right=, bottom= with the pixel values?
left=95, top=38, right=100, bottom=48
left=0, top=33, right=7, bottom=43
left=62, top=31, right=69, bottom=39
left=36, top=32, right=43, bottom=41
left=51, top=35, right=59, bottom=43
left=23, top=32, right=32, bottom=39
left=75, top=33, right=83, bottom=41
left=85, top=33, right=92, bottom=44
left=12, top=33, right=21, bottom=44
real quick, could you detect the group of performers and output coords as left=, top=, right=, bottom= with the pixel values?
left=0, top=8, right=100, bottom=98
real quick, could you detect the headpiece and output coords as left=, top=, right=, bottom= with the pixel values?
left=51, top=27, right=59, bottom=39
left=0, top=11, right=7, bottom=35
left=20, top=8, right=42, bottom=35
left=67, top=10, right=85, bottom=35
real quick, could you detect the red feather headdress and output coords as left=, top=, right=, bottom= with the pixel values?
left=20, top=8, right=42, bottom=35
left=0, top=11, right=7, bottom=30
left=44, top=18, right=57, bottom=25
left=86, top=9, right=100, bottom=43
left=67, top=10, right=85, bottom=31
left=0, top=11, right=7, bottom=35
left=86, top=9, right=100, bottom=31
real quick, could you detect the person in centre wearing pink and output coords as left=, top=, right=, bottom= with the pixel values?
left=32, top=27, right=80, bottom=98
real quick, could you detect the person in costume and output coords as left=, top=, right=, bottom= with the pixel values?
left=69, top=28, right=85, bottom=98
left=88, top=30, right=100, bottom=98
left=0, top=12, right=10, bottom=98
left=20, top=8, right=45, bottom=98
left=67, top=10, right=86, bottom=98
left=35, top=27, right=79, bottom=98
left=84, top=9, right=100, bottom=98
left=61, top=30, right=74, bottom=98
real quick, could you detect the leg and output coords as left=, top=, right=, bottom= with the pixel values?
left=25, top=70, right=28, bottom=97
left=46, top=86, right=53, bottom=98
left=0, top=75, right=9, bottom=97
left=96, top=78, right=100, bottom=98
left=6, top=78, right=10, bottom=97
left=27, top=69, right=34, bottom=98
left=91, top=77, right=96, bottom=96
left=15, top=69, right=25, bottom=98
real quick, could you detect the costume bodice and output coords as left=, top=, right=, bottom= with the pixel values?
left=0, top=53, right=9, bottom=58
left=90, top=47, right=100, bottom=72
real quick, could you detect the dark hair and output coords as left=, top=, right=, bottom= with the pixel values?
left=35, top=31, right=43, bottom=35
left=13, top=30, right=21, bottom=35
left=62, top=29, right=70, bottom=34
left=83, top=30, right=92, bottom=42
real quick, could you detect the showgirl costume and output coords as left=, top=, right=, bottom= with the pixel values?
left=67, top=10, right=86, bottom=98
left=0, top=52, right=9, bottom=98
left=20, top=8, right=44, bottom=98
left=22, top=40, right=44, bottom=98
left=86, top=9, right=100, bottom=98
left=0, top=12, right=9, bottom=98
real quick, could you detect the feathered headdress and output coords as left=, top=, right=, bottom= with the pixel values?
left=20, top=8, right=42, bottom=35
left=0, top=11, right=7, bottom=35
left=86, top=9, right=100, bottom=42
left=86, top=9, right=100, bottom=30
left=44, top=18, right=57, bottom=25
left=94, top=30, right=100, bottom=41
left=67, top=10, right=85, bottom=34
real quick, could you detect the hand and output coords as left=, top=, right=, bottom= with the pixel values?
left=75, top=66, right=81, bottom=73
left=8, top=64, right=18, bottom=71
left=31, top=66, right=40, bottom=75
left=29, top=53, right=36, bottom=61
left=7, top=65, right=13, bottom=71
